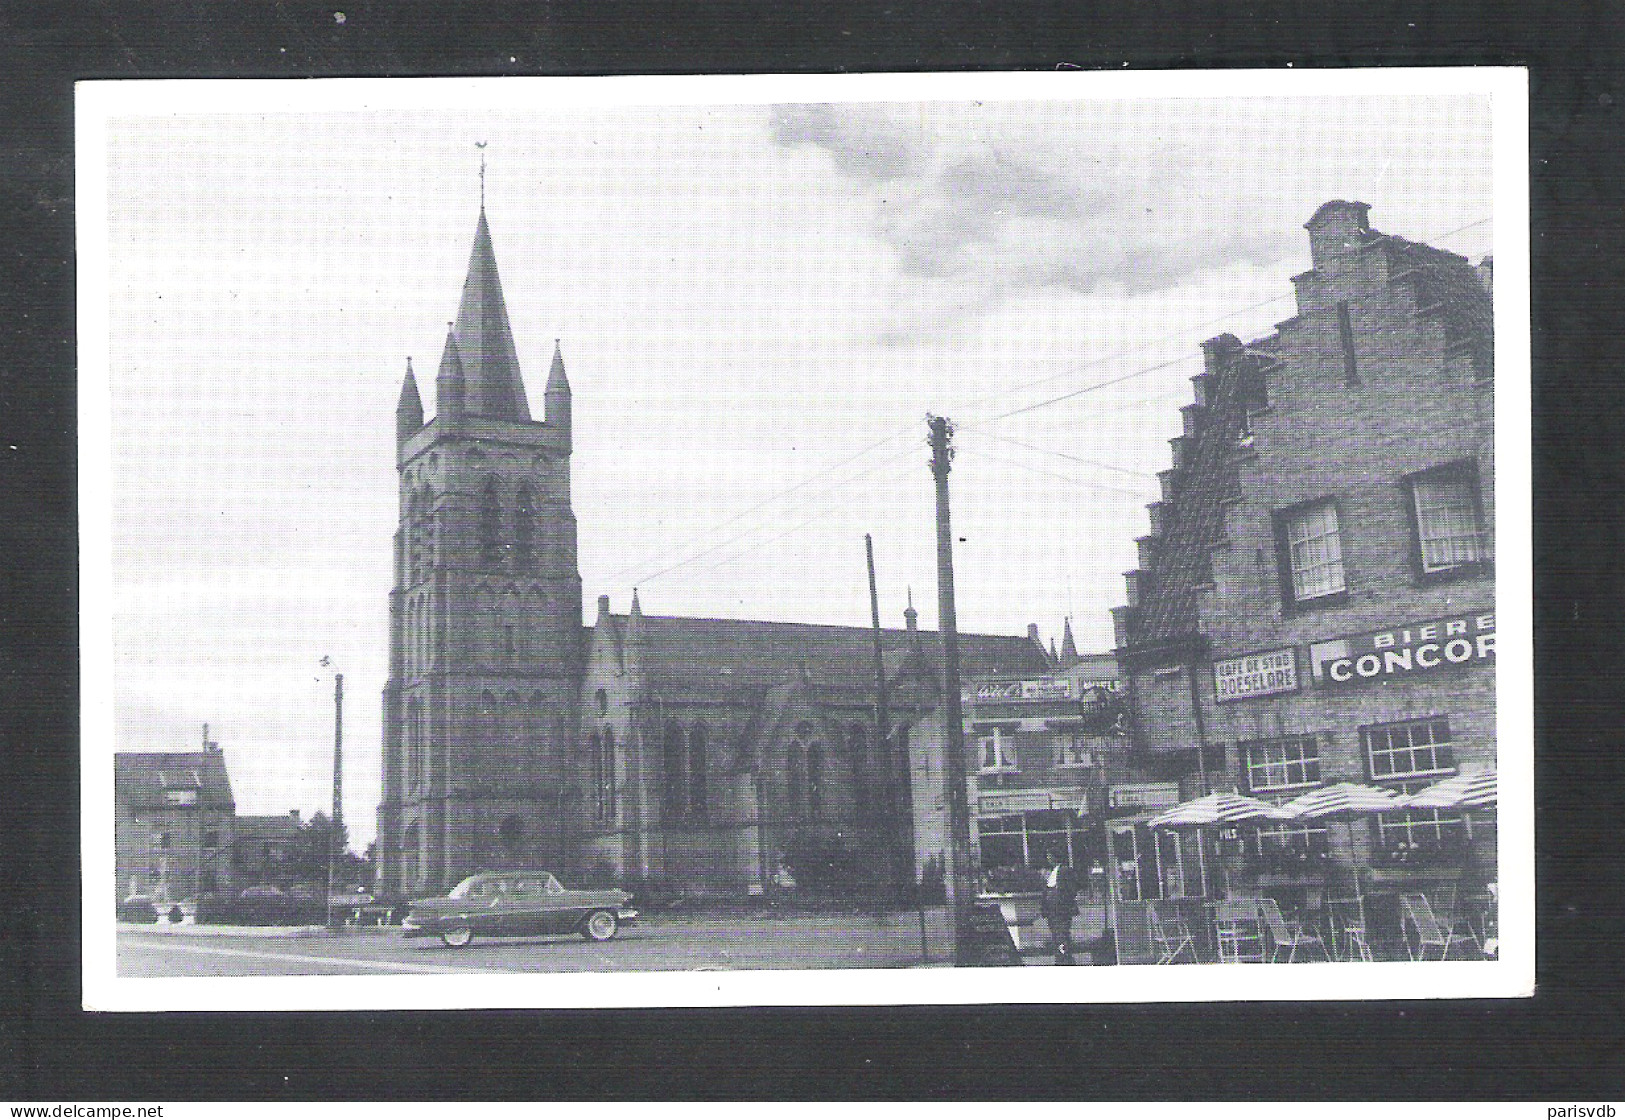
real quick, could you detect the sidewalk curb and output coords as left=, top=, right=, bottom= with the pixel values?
left=117, top=922, right=395, bottom=939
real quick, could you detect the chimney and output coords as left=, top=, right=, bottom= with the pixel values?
left=289, top=809, right=301, bottom=822
left=1304, top=200, right=1372, bottom=274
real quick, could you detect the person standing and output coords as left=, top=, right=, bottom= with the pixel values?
left=1042, top=850, right=1080, bottom=965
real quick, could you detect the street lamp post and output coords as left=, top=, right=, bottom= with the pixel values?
left=326, top=668, right=344, bottom=930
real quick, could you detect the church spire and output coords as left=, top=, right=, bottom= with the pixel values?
left=396, top=357, right=423, bottom=445
left=450, top=207, right=531, bottom=422
left=545, top=338, right=572, bottom=441
left=435, top=321, right=466, bottom=424
left=1061, top=616, right=1078, bottom=666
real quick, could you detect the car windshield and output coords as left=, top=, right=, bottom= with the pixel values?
left=447, top=876, right=488, bottom=900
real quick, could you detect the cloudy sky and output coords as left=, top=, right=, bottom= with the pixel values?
left=83, top=75, right=1498, bottom=850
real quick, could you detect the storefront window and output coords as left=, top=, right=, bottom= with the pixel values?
left=1363, top=716, right=1454, bottom=780
left=1376, top=807, right=1466, bottom=863
left=1254, top=821, right=1330, bottom=870
left=1242, top=735, right=1321, bottom=793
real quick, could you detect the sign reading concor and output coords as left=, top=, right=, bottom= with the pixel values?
left=1212, top=647, right=1299, bottom=703
left=1309, top=611, right=1495, bottom=686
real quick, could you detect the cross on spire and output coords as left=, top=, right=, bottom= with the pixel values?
left=475, top=140, right=488, bottom=208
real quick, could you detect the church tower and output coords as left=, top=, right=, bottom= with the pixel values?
left=378, top=204, right=584, bottom=896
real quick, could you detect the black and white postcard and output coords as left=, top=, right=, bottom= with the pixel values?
left=78, top=69, right=1531, bottom=1010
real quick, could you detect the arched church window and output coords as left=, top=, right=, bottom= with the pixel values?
left=514, top=481, right=536, bottom=571
left=807, top=744, right=825, bottom=818
left=787, top=742, right=804, bottom=815
left=595, top=688, right=608, bottom=716
left=480, top=691, right=498, bottom=747
left=663, top=720, right=686, bottom=819
left=498, top=814, right=525, bottom=861
left=688, top=724, right=708, bottom=819
left=588, top=732, right=603, bottom=821
left=595, top=728, right=617, bottom=823
left=504, top=692, right=523, bottom=774
left=479, top=476, right=503, bottom=570
left=850, top=723, right=870, bottom=817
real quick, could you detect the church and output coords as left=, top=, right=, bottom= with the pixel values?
left=376, top=204, right=1052, bottom=900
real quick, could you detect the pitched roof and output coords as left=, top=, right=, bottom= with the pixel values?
left=115, top=751, right=235, bottom=811
left=614, top=613, right=1049, bottom=705
left=450, top=208, right=532, bottom=421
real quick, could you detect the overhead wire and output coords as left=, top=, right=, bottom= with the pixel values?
left=602, top=213, right=1492, bottom=592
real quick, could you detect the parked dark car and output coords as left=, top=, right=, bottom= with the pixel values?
left=401, top=871, right=637, bottom=948
left=118, top=895, right=159, bottom=924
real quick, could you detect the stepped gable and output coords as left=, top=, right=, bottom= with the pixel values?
left=1115, top=333, right=1261, bottom=654
left=1380, top=234, right=1495, bottom=377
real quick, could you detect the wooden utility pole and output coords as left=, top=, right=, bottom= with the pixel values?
left=327, top=671, right=344, bottom=929
left=928, top=414, right=977, bottom=962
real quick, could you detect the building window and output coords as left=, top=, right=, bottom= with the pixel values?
left=1363, top=716, right=1454, bottom=781
left=1376, top=807, right=1466, bottom=862
left=787, top=742, right=804, bottom=814
left=688, top=724, right=708, bottom=818
left=513, top=481, right=536, bottom=571
left=1406, top=462, right=1488, bottom=576
left=157, top=831, right=171, bottom=850
left=850, top=725, right=871, bottom=816
left=1254, top=821, right=1330, bottom=869
left=806, top=744, right=825, bottom=817
left=592, top=728, right=617, bottom=823
left=663, top=720, right=686, bottom=819
left=595, top=688, right=608, bottom=716
left=1276, top=500, right=1346, bottom=606
left=1241, top=735, right=1322, bottom=793
left=479, top=476, right=503, bottom=570
left=203, top=829, right=220, bottom=850
left=1052, top=732, right=1095, bottom=768
left=978, top=728, right=1016, bottom=773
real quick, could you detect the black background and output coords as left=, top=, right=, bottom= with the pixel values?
left=3, top=0, right=1621, bottom=1100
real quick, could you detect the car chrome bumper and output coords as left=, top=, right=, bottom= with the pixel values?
left=618, top=908, right=639, bottom=924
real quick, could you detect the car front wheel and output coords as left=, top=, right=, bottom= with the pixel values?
left=582, top=910, right=618, bottom=942
left=441, top=925, right=474, bottom=948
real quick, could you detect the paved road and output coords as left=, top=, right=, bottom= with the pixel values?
left=118, top=909, right=976, bottom=977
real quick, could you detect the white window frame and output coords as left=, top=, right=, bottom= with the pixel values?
left=1242, top=735, right=1322, bottom=794
left=1283, top=500, right=1346, bottom=602
left=1363, top=716, right=1455, bottom=781
left=1052, top=731, right=1095, bottom=769
left=1410, top=466, right=1486, bottom=574
left=977, top=728, right=1017, bottom=774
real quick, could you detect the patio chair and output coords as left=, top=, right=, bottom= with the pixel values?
left=1400, top=892, right=1482, bottom=960
left=1258, top=897, right=1330, bottom=963
left=1344, top=924, right=1375, bottom=963
left=1326, top=896, right=1368, bottom=962
left=1148, top=904, right=1197, bottom=965
left=1212, top=898, right=1265, bottom=963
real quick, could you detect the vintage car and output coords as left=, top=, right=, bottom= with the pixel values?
left=400, top=871, right=637, bottom=948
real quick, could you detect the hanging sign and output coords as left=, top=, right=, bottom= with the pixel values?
left=1309, top=611, right=1496, bottom=686
left=1212, top=647, right=1300, bottom=703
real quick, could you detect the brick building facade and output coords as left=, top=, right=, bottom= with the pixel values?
left=114, top=748, right=236, bottom=905
left=1111, top=201, right=1496, bottom=902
